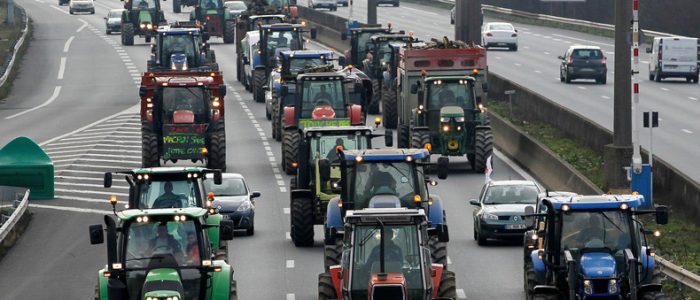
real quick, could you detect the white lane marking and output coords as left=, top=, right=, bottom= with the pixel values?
left=523, top=46, right=530, bottom=49
left=29, top=204, right=111, bottom=214
left=55, top=163, right=138, bottom=170
left=49, top=139, right=139, bottom=147
left=286, top=294, right=295, bottom=300
left=689, top=97, right=698, bottom=101
left=50, top=5, right=70, bottom=14
left=534, top=70, right=542, bottom=74
left=606, top=51, right=614, bottom=55
left=601, top=95, right=611, bottom=100
left=280, top=186, right=287, bottom=193
left=55, top=175, right=104, bottom=181
left=5, top=86, right=62, bottom=119
left=447, top=256, right=452, bottom=265
left=63, top=36, right=75, bottom=53
left=55, top=195, right=112, bottom=203
left=283, top=207, right=290, bottom=214
left=51, top=153, right=137, bottom=160
left=274, top=174, right=283, bottom=180
left=55, top=182, right=128, bottom=189
left=495, top=56, right=501, bottom=60
left=52, top=169, right=109, bottom=175
left=543, top=51, right=550, bottom=55
left=55, top=157, right=141, bottom=165
left=285, top=232, right=291, bottom=240
left=552, top=34, right=614, bottom=47
left=277, top=180, right=285, bottom=186
left=514, top=63, right=522, bottom=67
left=456, top=289, right=467, bottom=299
left=682, top=129, right=694, bottom=134
left=577, top=86, right=587, bottom=90
left=660, top=87, right=669, bottom=91
left=76, top=22, right=89, bottom=32
left=286, top=260, right=295, bottom=268
left=543, top=36, right=552, bottom=39
left=57, top=57, right=67, bottom=79
left=55, top=188, right=128, bottom=196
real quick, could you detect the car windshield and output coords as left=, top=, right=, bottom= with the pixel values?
left=350, top=161, right=423, bottom=209
left=138, top=180, right=198, bottom=209
left=351, top=225, right=423, bottom=299
left=266, top=30, right=303, bottom=53
left=289, top=58, right=327, bottom=75
left=161, top=87, right=209, bottom=124
left=203, top=177, right=247, bottom=197
left=225, top=1, right=246, bottom=10
left=108, top=10, right=123, bottom=17
left=300, top=80, right=347, bottom=118
left=427, top=80, right=475, bottom=110
left=560, top=211, right=633, bottom=254
left=310, top=133, right=369, bottom=163
left=483, top=185, right=539, bottom=204
left=572, top=49, right=603, bottom=59
left=134, top=0, right=156, bottom=9
left=489, top=23, right=514, bottom=31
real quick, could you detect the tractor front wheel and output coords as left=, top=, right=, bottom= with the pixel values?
left=223, top=21, right=235, bottom=44
left=524, top=261, right=536, bottom=300
left=323, top=238, right=342, bottom=271
left=141, top=127, right=160, bottom=168
left=229, top=279, right=238, bottom=300
left=368, top=79, right=380, bottom=114
left=207, top=131, right=227, bottom=171
left=253, top=70, right=266, bottom=103
left=398, top=125, right=410, bottom=148
left=122, top=23, right=134, bottom=46
left=290, top=197, right=314, bottom=247
left=436, top=270, right=457, bottom=299
left=318, top=273, right=337, bottom=300
left=411, top=130, right=432, bottom=171
left=472, top=129, right=493, bottom=173
left=282, top=129, right=300, bottom=174
left=382, top=86, right=398, bottom=129
left=429, top=235, right=448, bottom=267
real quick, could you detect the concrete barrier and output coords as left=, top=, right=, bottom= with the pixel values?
left=298, top=6, right=352, bottom=53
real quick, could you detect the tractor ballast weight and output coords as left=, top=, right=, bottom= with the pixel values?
left=523, top=194, right=670, bottom=300
left=147, top=25, right=218, bottom=72
left=139, top=71, right=227, bottom=170
left=120, top=0, right=166, bottom=46
left=189, top=0, right=236, bottom=44
left=250, top=23, right=306, bottom=103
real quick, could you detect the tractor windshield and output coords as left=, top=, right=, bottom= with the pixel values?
left=199, top=0, right=221, bottom=8
left=356, top=32, right=376, bottom=59
left=265, top=30, right=303, bottom=54
left=288, top=58, right=327, bottom=76
left=123, top=219, right=204, bottom=300
left=560, top=211, right=633, bottom=257
left=351, top=224, right=424, bottom=299
left=265, top=0, right=287, bottom=6
left=138, top=180, right=199, bottom=209
left=250, top=17, right=284, bottom=31
left=134, top=0, right=156, bottom=9
left=310, top=133, right=369, bottom=163
left=300, top=80, right=347, bottom=118
left=426, top=80, right=475, bottom=110
left=161, top=87, right=209, bottom=124
left=349, top=161, right=425, bottom=209
left=161, top=35, right=199, bottom=67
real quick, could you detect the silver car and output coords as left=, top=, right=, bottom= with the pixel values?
left=309, top=0, right=337, bottom=11
left=104, top=9, right=125, bottom=35
left=224, top=0, right=247, bottom=18
left=482, top=22, right=518, bottom=51
left=69, top=0, right=95, bottom=14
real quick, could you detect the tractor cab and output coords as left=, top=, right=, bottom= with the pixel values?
left=524, top=195, right=670, bottom=300
left=344, top=26, right=392, bottom=68
left=89, top=208, right=235, bottom=300
left=148, top=26, right=216, bottom=72
left=259, top=23, right=305, bottom=68
left=364, top=34, right=413, bottom=78
left=190, top=0, right=235, bottom=43
left=341, top=65, right=373, bottom=121
left=277, top=50, right=336, bottom=81
left=121, top=0, right=165, bottom=45
left=319, top=208, right=456, bottom=300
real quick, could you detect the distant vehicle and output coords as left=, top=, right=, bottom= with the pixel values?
left=450, top=5, right=455, bottom=24
left=469, top=180, right=540, bottom=245
left=376, top=0, right=399, bottom=6
left=204, top=173, right=261, bottom=236
left=58, top=0, right=69, bottom=6
left=224, top=0, right=247, bottom=17
left=559, top=45, right=607, bottom=84
left=482, top=22, right=518, bottom=51
left=336, top=0, right=348, bottom=7
left=309, top=0, right=337, bottom=10
left=69, top=0, right=95, bottom=14
left=104, top=9, right=125, bottom=35
left=647, top=36, right=699, bottom=83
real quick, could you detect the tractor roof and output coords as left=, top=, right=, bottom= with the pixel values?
left=425, top=75, right=476, bottom=82
left=260, top=23, right=303, bottom=31
left=249, top=14, right=286, bottom=20
left=543, top=194, right=644, bottom=211
left=370, top=34, right=412, bottom=42
left=280, top=50, right=334, bottom=58
left=297, top=73, right=346, bottom=81
left=142, top=71, right=222, bottom=86
left=345, top=208, right=427, bottom=224
left=303, top=125, right=374, bottom=134
left=156, top=27, right=201, bottom=35
left=131, top=167, right=209, bottom=174
left=117, top=207, right=208, bottom=221
left=342, top=148, right=430, bottom=162
left=351, top=27, right=390, bottom=34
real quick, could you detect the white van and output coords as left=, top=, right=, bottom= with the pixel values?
left=647, top=37, right=699, bottom=83
left=240, top=31, right=260, bottom=92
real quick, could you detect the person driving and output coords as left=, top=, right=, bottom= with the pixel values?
left=149, top=224, right=183, bottom=256
left=438, top=89, right=457, bottom=106
left=314, top=85, right=333, bottom=103
left=153, top=182, right=184, bottom=208
left=369, top=171, right=397, bottom=196
left=326, top=138, right=344, bottom=162
left=138, top=0, right=149, bottom=8
left=186, top=232, right=199, bottom=263
left=366, top=229, right=404, bottom=270
left=574, top=214, right=606, bottom=249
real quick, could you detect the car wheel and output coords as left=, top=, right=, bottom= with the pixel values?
left=654, top=70, right=662, bottom=82
left=564, top=71, right=571, bottom=83
left=600, top=75, right=607, bottom=84
left=560, top=70, right=565, bottom=82
left=476, top=229, right=487, bottom=246
left=511, top=44, right=518, bottom=51
left=106, top=29, right=111, bottom=35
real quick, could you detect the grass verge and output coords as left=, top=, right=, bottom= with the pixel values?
left=0, top=5, right=31, bottom=101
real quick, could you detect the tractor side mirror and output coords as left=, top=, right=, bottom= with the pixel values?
left=280, top=85, right=289, bottom=97
left=557, top=55, right=565, bottom=60
left=410, top=83, right=419, bottom=94
left=338, top=56, right=346, bottom=67
left=310, top=27, right=317, bottom=40
left=318, top=158, right=331, bottom=182
left=104, top=17, right=108, bottom=20
left=219, top=85, right=227, bottom=97
left=435, top=225, right=449, bottom=242
left=645, top=47, right=652, bottom=54
left=89, top=224, right=104, bottom=245
left=524, top=205, right=535, bottom=225
left=104, top=172, right=113, bottom=188
left=436, top=157, right=449, bottom=180
left=384, top=129, right=393, bottom=147
left=469, top=199, right=480, bottom=206
left=219, top=220, right=235, bottom=241
left=213, top=170, right=223, bottom=185
left=251, top=191, right=261, bottom=199
left=655, top=205, right=669, bottom=225
left=139, top=87, right=148, bottom=97
left=341, top=32, right=348, bottom=40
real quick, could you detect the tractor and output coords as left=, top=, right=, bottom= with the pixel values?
left=172, top=0, right=196, bottom=13
left=523, top=194, right=670, bottom=300
left=320, top=148, right=450, bottom=270
left=318, top=208, right=456, bottom=300
left=288, top=125, right=391, bottom=247
left=147, top=23, right=218, bottom=72
left=251, top=23, right=306, bottom=103
left=397, top=38, right=491, bottom=172
left=139, top=71, right=227, bottom=170
left=89, top=206, right=237, bottom=300
left=279, top=72, right=365, bottom=174
left=189, top=0, right=235, bottom=44
left=235, top=15, right=285, bottom=85
left=120, top=0, right=166, bottom=46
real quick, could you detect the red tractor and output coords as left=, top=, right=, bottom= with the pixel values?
left=139, top=71, right=227, bottom=170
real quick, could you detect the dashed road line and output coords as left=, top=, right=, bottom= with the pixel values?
left=601, top=95, right=611, bottom=100
left=283, top=207, right=290, bottom=214
left=29, top=204, right=110, bottom=214
left=689, top=97, right=698, bottom=101
left=552, top=33, right=614, bottom=47
left=660, top=87, right=669, bottom=91
left=286, top=260, right=295, bottom=268
left=682, top=129, right=694, bottom=134
left=63, top=36, right=75, bottom=52
left=456, top=289, right=467, bottom=299
left=50, top=4, right=70, bottom=14
left=57, top=57, right=67, bottom=79
left=577, top=86, right=586, bottom=90
left=286, top=294, right=295, bottom=300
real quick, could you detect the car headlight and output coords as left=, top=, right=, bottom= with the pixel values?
left=236, top=200, right=252, bottom=212
left=481, top=213, right=498, bottom=221
left=608, top=279, right=618, bottom=294
left=583, top=280, right=592, bottom=295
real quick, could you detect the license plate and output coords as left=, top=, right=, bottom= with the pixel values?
left=506, top=224, right=527, bottom=230
left=580, top=68, right=594, bottom=72
left=221, top=215, right=230, bottom=220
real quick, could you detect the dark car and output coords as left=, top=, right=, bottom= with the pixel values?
left=104, top=9, right=125, bottom=35
left=377, top=0, right=399, bottom=6
left=336, top=0, right=348, bottom=6
left=559, top=45, right=607, bottom=84
left=204, top=173, right=261, bottom=236
left=224, top=0, right=247, bottom=18
left=470, top=180, right=540, bottom=245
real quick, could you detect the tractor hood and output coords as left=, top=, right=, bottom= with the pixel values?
left=580, top=252, right=616, bottom=278
left=141, top=268, right=184, bottom=299
left=138, top=10, right=153, bottom=24
left=439, top=106, right=464, bottom=118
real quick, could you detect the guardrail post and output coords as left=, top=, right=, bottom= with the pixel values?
left=6, top=0, right=15, bottom=26
left=455, top=0, right=482, bottom=44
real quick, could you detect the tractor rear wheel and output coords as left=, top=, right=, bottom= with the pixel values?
left=122, top=23, right=134, bottom=46
left=429, top=235, right=448, bottom=267
left=436, top=270, right=457, bottom=299
left=290, top=196, right=314, bottom=247
left=323, top=238, right=342, bottom=271
left=223, top=21, right=235, bottom=44
left=398, top=125, right=410, bottom=148
left=472, top=129, right=493, bottom=173
left=207, top=130, right=227, bottom=171
left=382, top=86, right=398, bottom=129
left=318, top=273, right=337, bottom=300
left=272, top=98, right=281, bottom=141
left=253, top=70, right=266, bottom=103
left=368, top=79, right=380, bottom=114
left=229, top=279, right=238, bottom=300
left=282, top=129, right=300, bottom=175
left=141, top=127, right=160, bottom=168
left=173, top=0, right=181, bottom=13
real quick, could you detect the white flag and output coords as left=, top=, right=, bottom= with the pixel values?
left=484, top=155, right=493, bottom=183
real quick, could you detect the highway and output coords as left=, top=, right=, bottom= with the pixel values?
left=0, top=0, right=531, bottom=299
left=306, top=0, right=700, bottom=181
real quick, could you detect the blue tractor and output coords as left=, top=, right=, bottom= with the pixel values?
left=523, top=194, right=669, bottom=300
left=147, top=24, right=218, bottom=72
left=320, top=148, right=450, bottom=270
left=251, top=23, right=306, bottom=103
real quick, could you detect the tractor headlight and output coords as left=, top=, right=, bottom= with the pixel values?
left=440, top=117, right=450, bottom=122
left=442, top=125, right=450, bottom=132
left=608, top=279, right=618, bottom=294
left=237, top=200, right=252, bottom=212
left=140, top=23, right=146, bottom=29
left=146, top=23, right=153, bottom=30
left=482, top=213, right=498, bottom=221
left=583, top=280, right=592, bottom=295
left=456, top=116, right=465, bottom=122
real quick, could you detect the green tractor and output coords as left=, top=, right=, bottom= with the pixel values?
left=190, top=0, right=235, bottom=44
left=288, top=126, right=391, bottom=247
left=89, top=207, right=237, bottom=300
left=121, top=0, right=166, bottom=46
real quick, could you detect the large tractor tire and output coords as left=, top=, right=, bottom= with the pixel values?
left=271, top=98, right=281, bottom=141
left=472, top=129, right=493, bottom=173
left=532, top=293, right=560, bottom=300
left=236, top=57, right=243, bottom=83
left=252, top=70, right=266, bottom=103
left=223, top=21, right=235, bottom=44
left=524, top=261, right=536, bottom=300
left=282, top=129, right=300, bottom=175
left=429, top=235, right=448, bottom=267
left=173, top=0, right=181, bottom=13
left=290, top=196, right=314, bottom=247
left=381, top=86, right=398, bottom=129
left=141, top=127, right=160, bottom=168
left=398, top=125, right=410, bottom=148
left=229, top=279, right=238, bottom=300
left=318, top=273, right=337, bottom=300
left=411, top=130, right=433, bottom=171
left=368, top=79, right=380, bottom=114
left=122, top=23, right=135, bottom=46
left=436, top=270, right=457, bottom=299
left=323, top=239, right=342, bottom=271
left=207, top=131, right=227, bottom=171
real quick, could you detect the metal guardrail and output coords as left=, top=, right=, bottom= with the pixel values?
left=0, top=6, right=29, bottom=88
left=0, top=187, right=30, bottom=244
left=656, top=256, right=700, bottom=293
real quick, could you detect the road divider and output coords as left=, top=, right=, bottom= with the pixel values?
left=0, top=186, right=30, bottom=262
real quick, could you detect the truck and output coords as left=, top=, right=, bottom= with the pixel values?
left=189, top=0, right=236, bottom=44
left=120, top=0, right=166, bottom=45
left=138, top=71, right=227, bottom=170
left=397, top=38, right=492, bottom=172
left=147, top=23, right=218, bottom=72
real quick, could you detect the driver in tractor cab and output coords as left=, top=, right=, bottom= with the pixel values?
left=570, top=214, right=606, bottom=249
left=153, top=182, right=184, bottom=208
left=368, top=170, right=397, bottom=197
left=438, top=89, right=457, bottom=107
left=149, top=223, right=184, bottom=257
left=137, top=0, right=149, bottom=9
left=326, top=138, right=344, bottom=162
left=185, top=231, right=200, bottom=263
left=314, top=85, right=333, bottom=104
left=366, top=229, right=404, bottom=272
left=202, top=0, right=217, bottom=9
